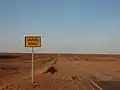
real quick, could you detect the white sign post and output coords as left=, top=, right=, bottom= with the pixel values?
left=32, top=47, right=34, bottom=83
left=25, top=36, right=41, bottom=83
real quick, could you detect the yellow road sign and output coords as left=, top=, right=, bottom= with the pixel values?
left=25, top=36, right=41, bottom=47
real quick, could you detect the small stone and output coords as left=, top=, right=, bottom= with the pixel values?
left=32, top=82, right=38, bottom=88
left=52, top=84, right=56, bottom=88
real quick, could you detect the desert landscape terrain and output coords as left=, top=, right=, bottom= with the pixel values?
left=0, top=53, right=120, bottom=90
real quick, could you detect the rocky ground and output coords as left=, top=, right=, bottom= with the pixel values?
left=0, top=53, right=120, bottom=90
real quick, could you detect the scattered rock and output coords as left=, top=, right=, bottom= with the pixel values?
left=1, top=84, right=12, bottom=89
left=44, top=66, right=57, bottom=75
left=91, top=76, right=97, bottom=80
left=84, top=58, right=89, bottom=61
left=32, top=82, right=39, bottom=88
left=52, top=60, right=57, bottom=65
left=52, top=84, right=56, bottom=88
left=71, top=76, right=78, bottom=80
left=6, top=84, right=11, bottom=88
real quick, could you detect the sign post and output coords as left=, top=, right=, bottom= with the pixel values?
left=25, top=36, right=41, bottom=83
left=32, top=47, right=34, bottom=83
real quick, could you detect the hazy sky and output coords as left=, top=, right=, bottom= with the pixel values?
left=0, top=0, right=120, bottom=53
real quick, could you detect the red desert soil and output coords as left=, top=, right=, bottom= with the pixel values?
left=0, top=53, right=120, bottom=90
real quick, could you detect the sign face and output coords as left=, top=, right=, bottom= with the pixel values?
left=25, top=36, right=41, bottom=47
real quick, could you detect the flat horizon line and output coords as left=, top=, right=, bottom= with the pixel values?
left=0, top=52, right=120, bottom=55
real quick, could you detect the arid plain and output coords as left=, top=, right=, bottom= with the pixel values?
left=0, top=53, right=120, bottom=90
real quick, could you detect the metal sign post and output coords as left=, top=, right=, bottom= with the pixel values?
left=32, top=47, right=34, bottom=83
left=25, top=36, right=41, bottom=83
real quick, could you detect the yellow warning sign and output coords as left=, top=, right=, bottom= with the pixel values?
left=25, top=36, right=41, bottom=47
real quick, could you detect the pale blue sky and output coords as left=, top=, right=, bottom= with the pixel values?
left=0, top=0, right=120, bottom=53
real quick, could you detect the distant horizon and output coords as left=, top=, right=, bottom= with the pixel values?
left=0, top=52, right=120, bottom=55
